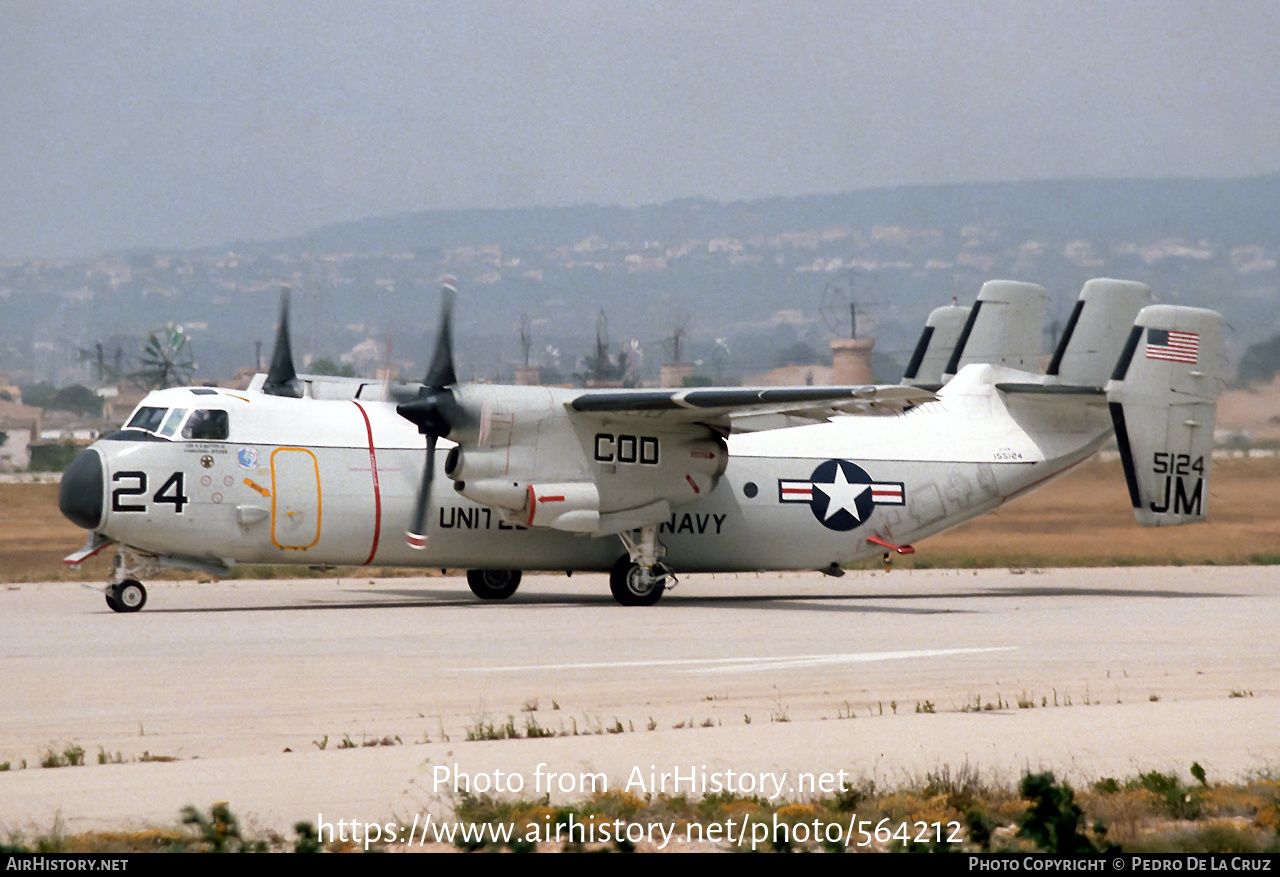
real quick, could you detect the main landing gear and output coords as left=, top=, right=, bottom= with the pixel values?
left=609, top=556, right=669, bottom=606
left=610, top=524, right=674, bottom=607
left=466, top=569, right=522, bottom=600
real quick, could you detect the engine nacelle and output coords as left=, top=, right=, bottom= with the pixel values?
left=445, top=445, right=524, bottom=483
left=454, top=478, right=527, bottom=512
left=444, top=392, right=731, bottom=536
left=526, top=482, right=601, bottom=532
left=680, top=435, right=729, bottom=494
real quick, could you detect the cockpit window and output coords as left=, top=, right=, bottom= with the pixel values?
left=158, top=408, right=188, bottom=438
left=126, top=407, right=167, bottom=432
left=182, top=409, right=229, bottom=440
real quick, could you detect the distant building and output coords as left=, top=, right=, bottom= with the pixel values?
left=744, top=364, right=834, bottom=387
left=830, top=336, right=876, bottom=385
left=659, top=362, right=694, bottom=388
left=0, top=399, right=43, bottom=470
left=99, top=382, right=150, bottom=424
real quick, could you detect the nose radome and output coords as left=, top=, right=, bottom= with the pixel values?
left=59, top=448, right=105, bottom=530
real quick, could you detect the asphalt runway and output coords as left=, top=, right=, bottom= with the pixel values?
left=1, top=567, right=1277, bottom=837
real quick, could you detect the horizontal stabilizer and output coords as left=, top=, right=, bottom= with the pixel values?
left=1105, top=305, right=1222, bottom=526
left=995, top=383, right=1105, bottom=397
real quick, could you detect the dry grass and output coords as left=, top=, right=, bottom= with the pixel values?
left=4, top=770, right=1279, bottom=853
left=7, top=457, right=1280, bottom=582
left=899, top=455, right=1280, bottom=569
left=0, top=483, right=116, bottom=582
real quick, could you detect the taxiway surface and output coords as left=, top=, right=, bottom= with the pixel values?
left=1, top=567, right=1276, bottom=835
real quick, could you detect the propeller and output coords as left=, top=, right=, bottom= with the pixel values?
left=262, top=286, right=303, bottom=398
left=397, top=277, right=465, bottom=549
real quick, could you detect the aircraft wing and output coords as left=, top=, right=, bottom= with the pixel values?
left=568, top=384, right=934, bottom=428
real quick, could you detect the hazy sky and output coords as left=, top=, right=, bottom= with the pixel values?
left=3, top=1, right=1278, bottom=258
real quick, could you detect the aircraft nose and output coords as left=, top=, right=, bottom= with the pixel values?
left=59, top=448, right=105, bottom=530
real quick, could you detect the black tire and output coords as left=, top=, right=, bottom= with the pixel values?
left=609, top=556, right=665, bottom=607
left=111, top=580, right=147, bottom=613
left=466, top=569, right=522, bottom=600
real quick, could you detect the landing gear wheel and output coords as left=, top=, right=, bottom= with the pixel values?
left=466, top=569, right=522, bottom=600
left=609, top=556, right=666, bottom=607
left=107, top=580, right=147, bottom=613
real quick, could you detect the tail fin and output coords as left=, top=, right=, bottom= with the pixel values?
left=944, top=281, right=1047, bottom=379
left=1105, top=305, right=1222, bottom=526
left=901, top=302, right=970, bottom=389
left=1046, top=278, right=1152, bottom=387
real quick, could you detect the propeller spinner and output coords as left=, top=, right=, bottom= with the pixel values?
left=397, top=277, right=465, bottom=549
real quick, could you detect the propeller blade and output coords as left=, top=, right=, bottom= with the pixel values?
left=401, top=276, right=464, bottom=549
left=424, top=276, right=457, bottom=388
left=406, top=434, right=436, bottom=549
left=263, top=286, right=303, bottom=398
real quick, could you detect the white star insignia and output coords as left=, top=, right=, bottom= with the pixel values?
left=814, top=466, right=870, bottom=521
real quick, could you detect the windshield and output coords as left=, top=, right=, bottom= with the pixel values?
left=158, top=408, right=188, bottom=437
left=125, top=407, right=167, bottom=433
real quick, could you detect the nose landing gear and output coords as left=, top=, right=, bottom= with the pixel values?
left=102, top=546, right=159, bottom=613
left=106, top=580, right=147, bottom=612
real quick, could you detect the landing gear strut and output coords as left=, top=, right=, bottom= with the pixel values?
left=611, top=524, right=674, bottom=606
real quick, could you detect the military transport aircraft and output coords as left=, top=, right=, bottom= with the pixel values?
left=58, top=277, right=1222, bottom=611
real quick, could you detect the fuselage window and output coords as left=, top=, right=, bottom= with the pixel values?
left=126, top=407, right=167, bottom=433
left=159, top=408, right=188, bottom=438
left=182, top=409, right=230, bottom=440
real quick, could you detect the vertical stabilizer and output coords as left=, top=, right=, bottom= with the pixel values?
left=1105, top=305, right=1222, bottom=526
left=944, top=280, right=1047, bottom=378
left=1047, top=278, right=1152, bottom=387
left=901, top=303, right=970, bottom=389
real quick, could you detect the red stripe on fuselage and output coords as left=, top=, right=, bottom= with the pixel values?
left=352, top=401, right=382, bottom=565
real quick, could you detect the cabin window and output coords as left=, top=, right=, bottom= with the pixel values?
left=182, top=409, right=229, bottom=440
left=159, top=408, right=188, bottom=438
left=126, top=407, right=167, bottom=433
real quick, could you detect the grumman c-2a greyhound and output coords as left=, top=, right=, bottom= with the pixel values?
left=58, top=277, right=1222, bottom=611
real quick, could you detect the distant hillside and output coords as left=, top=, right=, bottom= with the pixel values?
left=4, top=176, right=1277, bottom=386
left=292, top=176, right=1280, bottom=255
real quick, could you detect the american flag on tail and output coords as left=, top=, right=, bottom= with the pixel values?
left=1146, top=328, right=1198, bottom=364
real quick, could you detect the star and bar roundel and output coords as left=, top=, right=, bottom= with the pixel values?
left=778, top=460, right=905, bottom=531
